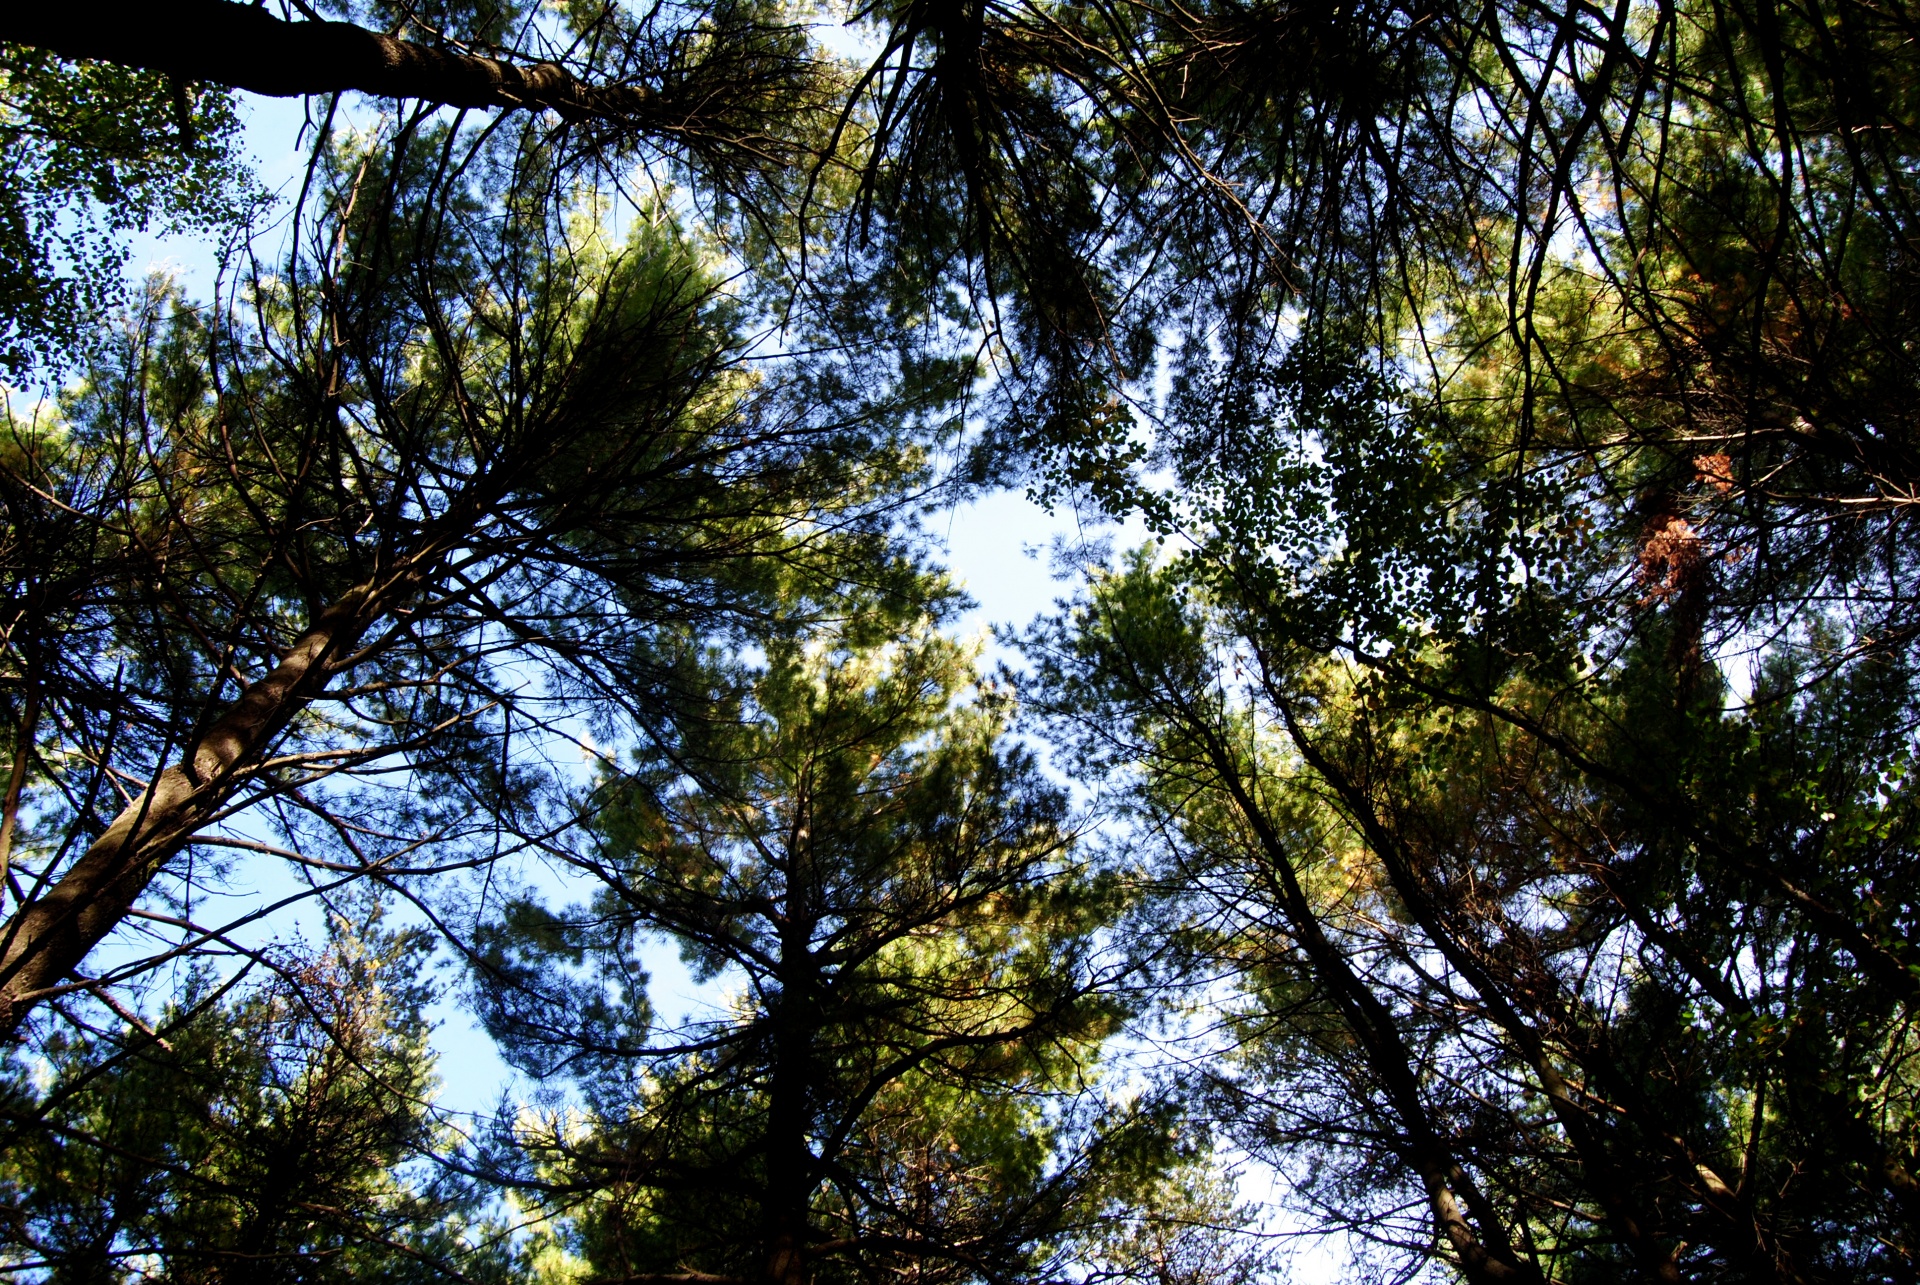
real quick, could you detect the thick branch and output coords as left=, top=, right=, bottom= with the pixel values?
left=0, top=1, right=655, bottom=123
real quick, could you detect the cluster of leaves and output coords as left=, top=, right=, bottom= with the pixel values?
left=0, top=907, right=519, bottom=1282
left=0, top=45, right=256, bottom=372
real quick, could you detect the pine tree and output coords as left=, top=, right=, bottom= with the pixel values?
left=0, top=902, right=515, bottom=1282
left=472, top=595, right=1235, bottom=1285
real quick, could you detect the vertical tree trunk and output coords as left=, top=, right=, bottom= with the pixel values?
left=762, top=809, right=819, bottom=1285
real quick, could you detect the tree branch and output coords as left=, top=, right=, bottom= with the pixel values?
left=1, top=1, right=656, bottom=124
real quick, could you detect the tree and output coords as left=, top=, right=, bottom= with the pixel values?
left=469, top=598, right=1235, bottom=1285
left=0, top=900, right=514, bottom=1281
left=0, top=1, right=824, bottom=170
left=1026, top=540, right=1920, bottom=1282
left=0, top=0, right=835, bottom=377
left=11, top=1, right=1920, bottom=1280
left=1026, top=558, right=1550, bottom=1285
left=984, top=3, right=1920, bottom=1276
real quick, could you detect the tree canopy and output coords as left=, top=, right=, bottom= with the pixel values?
left=4, top=1, right=1920, bottom=1282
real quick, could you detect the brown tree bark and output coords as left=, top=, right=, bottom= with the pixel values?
left=0, top=1, right=655, bottom=123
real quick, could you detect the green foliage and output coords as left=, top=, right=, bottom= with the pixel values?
left=10, top=1, right=1920, bottom=1281
left=0, top=46, right=256, bottom=374
left=0, top=908, right=517, bottom=1282
left=472, top=598, right=1248, bottom=1283
left=1025, top=533, right=1920, bottom=1280
left=0, top=91, right=956, bottom=989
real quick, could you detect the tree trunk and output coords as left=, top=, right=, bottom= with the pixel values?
left=1278, top=707, right=1695, bottom=1283
left=0, top=574, right=400, bottom=1035
left=762, top=812, right=819, bottom=1285
left=0, top=1, right=654, bottom=123
left=1189, top=719, right=1541, bottom=1284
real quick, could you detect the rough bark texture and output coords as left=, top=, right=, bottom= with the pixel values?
left=0, top=577, right=397, bottom=1035
left=0, top=1, right=654, bottom=122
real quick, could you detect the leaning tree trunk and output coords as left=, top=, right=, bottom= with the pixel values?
left=1187, top=712, right=1541, bottom=1285
left=0, top=568, right=415, bottom=1035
